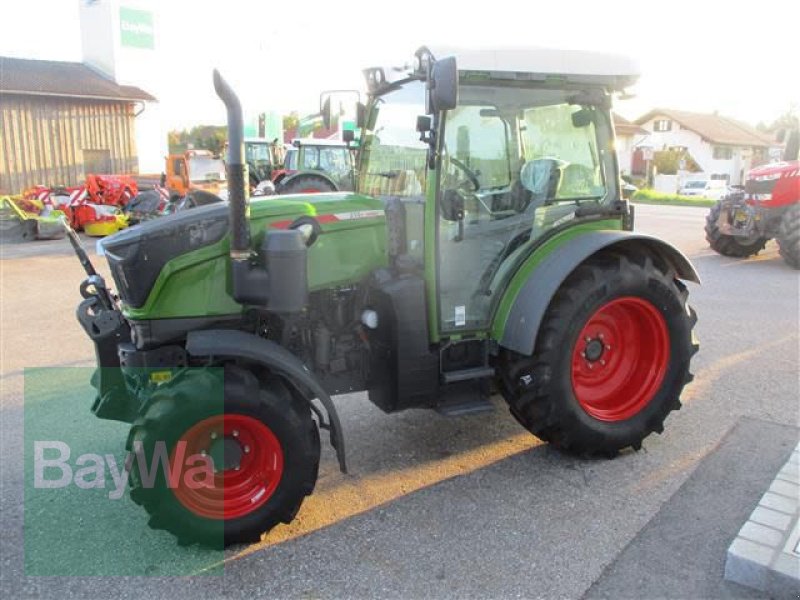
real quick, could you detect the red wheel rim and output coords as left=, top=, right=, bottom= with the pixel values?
left=571, top=296, right=670, bottom=422
left=171, top=414, right=284, bottom=520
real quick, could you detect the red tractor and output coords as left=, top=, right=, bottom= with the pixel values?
left=705, top=130, right=800, bottom=268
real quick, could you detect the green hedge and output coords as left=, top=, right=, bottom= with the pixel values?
left=631, top=189, right=716, bottom=207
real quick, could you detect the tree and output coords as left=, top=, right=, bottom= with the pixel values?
left=167, top=125, right=227, bottom=155
left=283, top=112, right=300, bottom=133
left=756, top=105, right=799, bottom=136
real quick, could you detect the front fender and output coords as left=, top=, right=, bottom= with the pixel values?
left=186, top=329, right=347, bottom=472
left=496, top=231, right=699, bottom=356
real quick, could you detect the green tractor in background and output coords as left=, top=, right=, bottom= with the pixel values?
left=73, top=46, right=699, bottom=547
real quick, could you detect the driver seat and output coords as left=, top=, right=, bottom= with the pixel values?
left=520, top=159, right=563, bottom=204
left=508, top=158, right=564, bottom=213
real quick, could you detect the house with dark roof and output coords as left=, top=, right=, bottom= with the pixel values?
left=0, top=56, right=155, bottom=193
left=632, top=108, right=777, bottom=185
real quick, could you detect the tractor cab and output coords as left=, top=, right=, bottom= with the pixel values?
left=357, top=47, right=637, bottom=338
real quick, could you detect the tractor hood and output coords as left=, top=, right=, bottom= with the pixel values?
left=102, top=192, right=386, bottom=312
left=746, top=160, right=799, bottom=180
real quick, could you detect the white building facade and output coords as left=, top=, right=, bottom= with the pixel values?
left=633, top=109, right=774, bottom=186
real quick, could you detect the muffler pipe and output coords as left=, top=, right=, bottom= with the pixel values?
left=213, top=69, right=249, bottom=259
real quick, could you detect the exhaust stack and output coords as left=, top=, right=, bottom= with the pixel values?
left=213, top=70, right=307, bottom=310
left=213, top=69, right=250, bottom=258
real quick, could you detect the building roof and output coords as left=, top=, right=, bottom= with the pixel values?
left=635, top=108, right=773, bottom=147
left=0, top=56, right=155, bottom=102
left=613, top=113, right=649, bottom=137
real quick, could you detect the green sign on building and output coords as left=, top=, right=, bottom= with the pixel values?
left=243, top=112, right=283, bottom=141
left=120, top=7, right=155, bottom=49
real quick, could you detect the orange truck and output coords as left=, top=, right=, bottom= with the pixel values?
left=163, top=149, right=227, bottom=200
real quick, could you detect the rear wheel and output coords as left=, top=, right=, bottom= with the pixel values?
left=705, top=201, right=768, bottom=257
left=498, top=250, right=698, bottom=455
left=278, top=175, right=336, bottom=195
left=127, top=365, right=320, bottom=547
left=776, top=204, right=800, bottom=269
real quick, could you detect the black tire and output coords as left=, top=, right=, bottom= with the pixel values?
left=20, top=219, right=37, bottom=240
left=705, top=201, right=768, bottom=257
left=127, top=365, right=320, bottom=547
left=776, top=204, right=800, bottom=269
left=278, top=175, right=336, bottom=195
left=497, top=250, right=698, bottom=456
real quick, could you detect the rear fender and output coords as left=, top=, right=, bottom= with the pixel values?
left=497, top=231, right=699, bottom=356
left=186, top=329, right=347, bottom=472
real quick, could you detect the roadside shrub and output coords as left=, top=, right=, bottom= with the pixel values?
left=631, top=189, right=715, bottom=207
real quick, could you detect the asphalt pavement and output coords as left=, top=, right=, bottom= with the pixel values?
left=0, top=203, right=798, bottom=598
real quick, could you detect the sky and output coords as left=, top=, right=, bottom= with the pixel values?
left=2, top=0, right=798, bottom=131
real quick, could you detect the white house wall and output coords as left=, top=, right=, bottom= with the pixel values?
left=639, top=117, right=753, bottom=185
left=615, top=135, right=633, bottom=177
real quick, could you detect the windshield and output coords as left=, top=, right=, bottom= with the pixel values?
left=358, top=81, right=429, bottom=198
left=437, top=83, right=614, bottom=331
left=187, top=156, right=226, bottom=182
left=245, top=143, right=272, bottom=162
left=358, top=81, right=429, bottom=262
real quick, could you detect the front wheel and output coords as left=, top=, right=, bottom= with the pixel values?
left=127, top=365, right=320, bottom=547
left=498, top=250, right=698, bottom=455
left=776, top=204, right=800, bottom=269
left=705, top=201, right=768, bottom=257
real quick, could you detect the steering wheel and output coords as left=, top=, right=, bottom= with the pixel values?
left=449, top=156, right=481, bottom=191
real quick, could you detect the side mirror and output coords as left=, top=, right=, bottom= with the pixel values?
left=429, top=56, right=458, bottom=114
left=321, top=96, right=332, bottom=129
left=160, top=172, right=166, bottom=187
left=416, top=115, right=432, bottom=133
left=571, top=108, right=595, bottom=128
left=342, top=129, right=355, bottom=144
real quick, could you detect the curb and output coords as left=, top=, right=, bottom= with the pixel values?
left=724, top=441, right=800, bottom=597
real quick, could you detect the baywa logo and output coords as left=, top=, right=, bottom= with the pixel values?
left=33, top=439, right=217, bottom=500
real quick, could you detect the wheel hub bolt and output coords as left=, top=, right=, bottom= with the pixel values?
left=210, top=432, right=218, bottom=440
left=243, top=445, right=250, bottom=454
left=232, top=430, right=239, bottom=438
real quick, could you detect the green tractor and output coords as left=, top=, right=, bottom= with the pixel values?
left=73, top=46, right=699, bottom=547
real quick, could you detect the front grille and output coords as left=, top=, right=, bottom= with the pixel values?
left=745, top=179, right=777, bottom=195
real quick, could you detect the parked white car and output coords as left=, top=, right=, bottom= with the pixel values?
left=679, top=179, right=729, bottom=200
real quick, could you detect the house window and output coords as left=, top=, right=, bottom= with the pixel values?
left=710, top=173, right=730, bottom=182
left=653, top=119, right=672, bottom=132
left=713, top=146, right=733, bottom=160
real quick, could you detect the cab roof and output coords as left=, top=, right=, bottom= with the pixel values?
left=366, top=46, right=639, bottom=92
